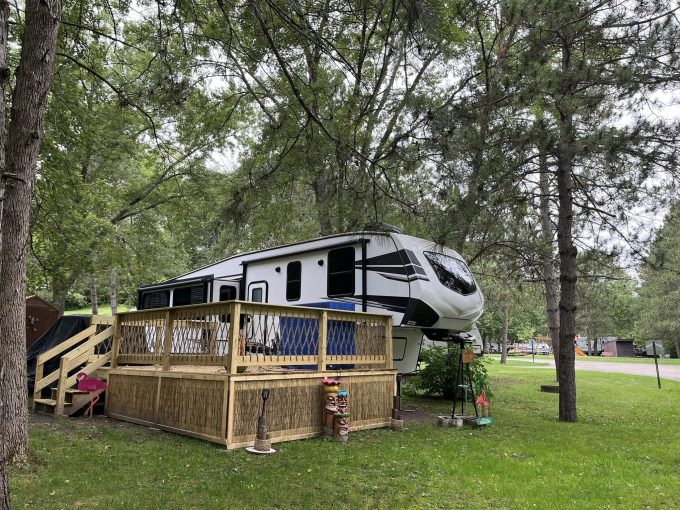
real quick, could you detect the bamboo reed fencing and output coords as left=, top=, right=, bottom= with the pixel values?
left=105, top=367, right=395, bottom=448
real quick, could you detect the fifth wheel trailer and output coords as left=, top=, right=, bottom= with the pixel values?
left=137, top=231, right=484, bottom=373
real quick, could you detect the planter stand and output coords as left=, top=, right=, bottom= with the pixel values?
left=450, top=337, right=479, bottom=421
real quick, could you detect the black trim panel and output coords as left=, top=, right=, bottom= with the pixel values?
left=401, top=299, right=439, bottom=327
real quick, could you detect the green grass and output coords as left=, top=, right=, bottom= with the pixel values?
left=10, top=366, right=680, bottom=509
left=490, top=353, right=680, bottom=366
left=64, top=304, right=131, bottom=316
left=483, top=357, right=549, bottom=367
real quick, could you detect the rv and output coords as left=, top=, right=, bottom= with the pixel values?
left=136, top=231, right=484, bottom=373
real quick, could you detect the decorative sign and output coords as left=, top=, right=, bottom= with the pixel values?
left=462, top=348, right=475, bottom=364
left=475, top=416, right=494, bottom=426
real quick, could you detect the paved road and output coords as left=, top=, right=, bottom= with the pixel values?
left=525, top=359, right=680, bottom=383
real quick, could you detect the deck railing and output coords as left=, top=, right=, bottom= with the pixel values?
left=34, top=316, right=115, bottom=414
left=112, top=301, right=393, bottom=373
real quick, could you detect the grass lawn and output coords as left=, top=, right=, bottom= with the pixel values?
left=490, top=353, right=680, bottom=366
left=483, top=357, right=549, bottom=367
left=64, top=305, right=131, bottom=316
left=11, top=366, right=680, bottom=509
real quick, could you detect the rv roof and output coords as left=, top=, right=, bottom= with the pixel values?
left=159, top=231, right=393, bottom=284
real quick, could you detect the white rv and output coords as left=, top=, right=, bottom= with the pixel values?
left=137, top=231, right=484, bottom=373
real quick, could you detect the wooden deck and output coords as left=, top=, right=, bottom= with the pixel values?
left=29, top=301, right=396, bottom=448
left=33, top=302, right=396, bottom=448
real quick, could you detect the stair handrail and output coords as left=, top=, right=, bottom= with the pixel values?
left=53, top=325, right=115, bottom=415
left=34, top=323, right=115, bottom=416
left=64, top=327, right=114, bottom=362
left=34, top=325, right=97, bottom=396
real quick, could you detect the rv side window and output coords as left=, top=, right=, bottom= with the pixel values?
left=252, top=288, right=263, bottom=302
left=286, top=261, right=302, bottom=301
left=141, top=290, right=170, bottom=309
left=327, top=247, right=355, bottom=297
left=173, top=284, right=205, bottom=307
left=219, top=285, right=237, bottom=301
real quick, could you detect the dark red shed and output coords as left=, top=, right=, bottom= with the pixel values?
left=602, top=338, right=635, bottom=358
left=26, top=295, right=60, bottom=348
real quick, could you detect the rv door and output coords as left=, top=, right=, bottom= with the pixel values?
left=245, top=282, right=276, bottom=354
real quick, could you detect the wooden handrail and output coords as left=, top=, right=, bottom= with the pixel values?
left=37, top=325, right=97, bottom=365
left=54, top=328, right=115, bottom=414
left=35, top=324, right=115, bottom=412
left=64, top=352, right=112, bottom=388
left=116, top=300, right=391, bottom=321
left=66, top=327, right=113, bottom=360
left=34, top=326, right=113, bottom=394
left=112, top=300, right=394, bottom=374
left=91, top=315, right=116, bottom=325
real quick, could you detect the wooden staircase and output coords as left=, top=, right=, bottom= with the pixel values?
left=33, top=316, right=115, bottom=416
left=34, top=388, right=100, bottom=416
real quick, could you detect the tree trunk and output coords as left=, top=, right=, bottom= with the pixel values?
left=675, top=339, right=680, bottom=359
left=0, top=3, right=11, bottom=502
left=0, top=0, right=64, bottom=488
left=90, top=273, right=98, bottom=315
left=500, top=303, right=509, bottom=364
left=587, top=327, right=594, bottom=357
left=110, top=268, right=118, bottom=315
left=538, top=128, right=560, bottom=379
left=0, top=462, right=8, bottom=510
left=51, top=280, right=68, bottom=315
left=555, top=39, right=578, bottom=423
left=0, top=0, right=8, bottom=265
left=312, top=173, right=333, bottom=236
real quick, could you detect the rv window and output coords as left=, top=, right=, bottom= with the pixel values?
left=141, top=290, right=170, bottom=309
left=219, top=285, right=237, bottom=301
left=328, top=247, right=355, bottom=297
left=286, top=261, right=302, bottom=301
left=173, top=284, right=205, bottom=307
left=251, top=288, right=263, bottom=302
left=424, top=251, right=477, bottom=295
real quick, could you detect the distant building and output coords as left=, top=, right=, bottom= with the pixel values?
left=26, top=295, right=60, bottom=348
left=602, top=338, right=635, bottom=357
left=646, top=341, right=664, bottom=357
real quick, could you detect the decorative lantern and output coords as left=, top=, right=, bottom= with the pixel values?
left=246, top=388, right=276, bottom=454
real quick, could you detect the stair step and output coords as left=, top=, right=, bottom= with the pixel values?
left=34, top=398, right=73, bottom=407
left=50, top=388, right=88, bottom=396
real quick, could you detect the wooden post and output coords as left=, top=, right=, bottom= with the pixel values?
left=153, top=374, right=163, bottom=423
left=207, top=322, right=218, bottom=356
left=226, top=378, right=236, bottom=447
left=385, top=317, right=393, bottom=369
left=161, top=310, right=175, bottom=372
left=318, top=310, right=328, bottom=372
left=55, top=355, right=69, bottom=415
left=153, top=320, right=164, bottom=365
left=33, top=355, right=44, bottom=403
left=110, top=314, right=123, bottom=369
left=226, top=302, right=241, bottom=374
left=220, top=378, right=229, bottom=442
